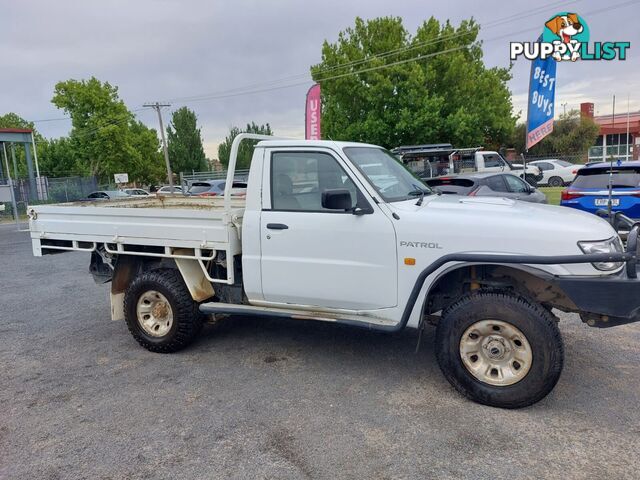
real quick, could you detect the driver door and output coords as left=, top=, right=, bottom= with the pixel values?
left=259, top=148, right=398, bottom=310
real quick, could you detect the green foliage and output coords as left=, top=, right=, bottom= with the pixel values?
left=37, top=137, right=84, bottom=177
left=0, top=113, right=38, bottom=177
left=508, top=110, right=600, bottom=158
left=167, top=107, right=208, bottom=173
left=0, top=112, right=37, bottom=133
left=310, top=16, right=516, bottom=149
left=218, top=122, right=273, bottom=169
left=51, top=77, right=164, bottom=183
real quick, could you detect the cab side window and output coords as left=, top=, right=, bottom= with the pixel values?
left=271, top=151, right=357, bottom=212
left=483, top=154, right=506, bottom=168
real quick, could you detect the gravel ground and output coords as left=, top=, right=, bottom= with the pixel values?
left=1, top=223, right=639, bottom=479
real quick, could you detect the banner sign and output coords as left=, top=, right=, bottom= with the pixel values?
left=305, top=84, right=321, bottom=140
left=526, top=37, right=557, bottom=149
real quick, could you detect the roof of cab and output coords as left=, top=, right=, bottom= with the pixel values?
left=255, top=139, right=381, bottom=149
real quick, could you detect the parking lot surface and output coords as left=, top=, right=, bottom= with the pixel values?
left=1, top=223, right=639, bottom=479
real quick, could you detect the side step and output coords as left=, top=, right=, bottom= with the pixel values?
left=198, top=302, right=400, bottom=332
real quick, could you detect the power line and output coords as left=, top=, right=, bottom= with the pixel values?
left=174, top=0, right=637, bottom=106
left=26, top=0, right=586, bottom=124
left=166, top=0, right=582, bottom=104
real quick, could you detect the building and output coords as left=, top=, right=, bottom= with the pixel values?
left=582, top=102, right=640, bottom=162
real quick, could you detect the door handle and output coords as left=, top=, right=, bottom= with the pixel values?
left=266, top=223, right=289, bottom=230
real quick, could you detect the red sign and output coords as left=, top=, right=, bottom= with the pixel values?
left=305, top=84, right=321, bottom=140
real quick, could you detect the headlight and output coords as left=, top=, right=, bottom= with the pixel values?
left=578, top=237, right=624, bottom=271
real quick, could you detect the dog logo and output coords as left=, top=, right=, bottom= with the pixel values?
left=510, top=12, right=629, bottom=62
left=544, top=13, right=585, bottom=61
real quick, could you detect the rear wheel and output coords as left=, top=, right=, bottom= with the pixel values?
left=124, top=268, right=203, bottom=353
left=435, top=291, right=564, bottom=408
left=548, top=176, right=563, bottom=187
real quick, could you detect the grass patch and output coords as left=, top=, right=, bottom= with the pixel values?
left=539, top=187, right=564, bottom=205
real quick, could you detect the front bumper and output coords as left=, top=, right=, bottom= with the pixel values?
left=553, top=270, right=640, bottom=327
left=551, top=213, right=640, bottom=327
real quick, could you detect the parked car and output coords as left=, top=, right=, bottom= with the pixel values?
left=560, top=161, right=640, bottom=219
left=156, top=185, right=183, bottom=195
left=187, top=179, right=247, bottom=197
left=425, top=172, right=548, bottom=203
left=86, top=190, right=131, bottom=200
left=123, top=188, right=151, bottom=197
left=393, top=144, right=543, bottom=185
left=527, top=159, right=581, bottom=187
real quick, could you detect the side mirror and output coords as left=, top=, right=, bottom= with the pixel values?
left=321, top=189, right=353, bottom=211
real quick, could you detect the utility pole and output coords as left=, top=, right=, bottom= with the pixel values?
left=561, top=102, right=568, bottom=116
left=607, top=95, right=616, bottom=220
left=626, top=94, right=631, bottom=161
left=144, top=102, right=173, bottom=189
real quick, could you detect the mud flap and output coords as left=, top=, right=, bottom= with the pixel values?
left=174, top=257, right=215, bottom=303
left=111, top=292, right=125, bottom=321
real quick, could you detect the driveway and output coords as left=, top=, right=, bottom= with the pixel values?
left=1, top=224, right=639, bottom=479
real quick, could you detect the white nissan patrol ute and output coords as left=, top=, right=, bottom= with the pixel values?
left=28, top=134, right=640, bottom=408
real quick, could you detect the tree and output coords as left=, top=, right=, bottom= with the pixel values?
left=218, top=122, right=273, bottom=169
left=508, top=110, right=600, bottom=159
left=51, top=77, right=164, bottom=183
left=166, top=107, right=208, bottom=174
left=37, top=137, right=84, bottom=177
left=0, top=112, right=37, bottom=132
left=310, top=16, right=516, bottom=149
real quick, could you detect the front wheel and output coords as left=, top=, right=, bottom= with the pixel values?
left=435, top=292, right=564, bottom=408
left=124, top=268, right=203, bottom=353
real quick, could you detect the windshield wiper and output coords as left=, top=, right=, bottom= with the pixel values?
left=408, top=184, right=429, bottom=206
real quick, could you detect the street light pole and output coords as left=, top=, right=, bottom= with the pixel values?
left=144, top=102, right=173, bottom=189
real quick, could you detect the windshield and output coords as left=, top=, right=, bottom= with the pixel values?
left=343, top=147, right=431, bottom=202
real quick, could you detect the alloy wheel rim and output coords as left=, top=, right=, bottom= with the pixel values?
left=459, top=319, right=533, bottom=386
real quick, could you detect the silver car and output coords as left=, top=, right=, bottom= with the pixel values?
left=425, top=172, right=548, bottom=203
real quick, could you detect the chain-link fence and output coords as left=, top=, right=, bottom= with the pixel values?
left=0, top=176, right=98, bottom=221
left=13, top=176, right=98, bottom=204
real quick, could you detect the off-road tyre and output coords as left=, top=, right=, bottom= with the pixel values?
left=435, top=291, right=564, bottom=409
left=124, top=268, right=203, bottom=353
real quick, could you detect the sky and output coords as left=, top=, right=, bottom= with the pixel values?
left=1, top=0, right=639, bottom=160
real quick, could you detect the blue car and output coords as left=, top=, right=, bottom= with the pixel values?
left=561, top=161, right=640, bottom=219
